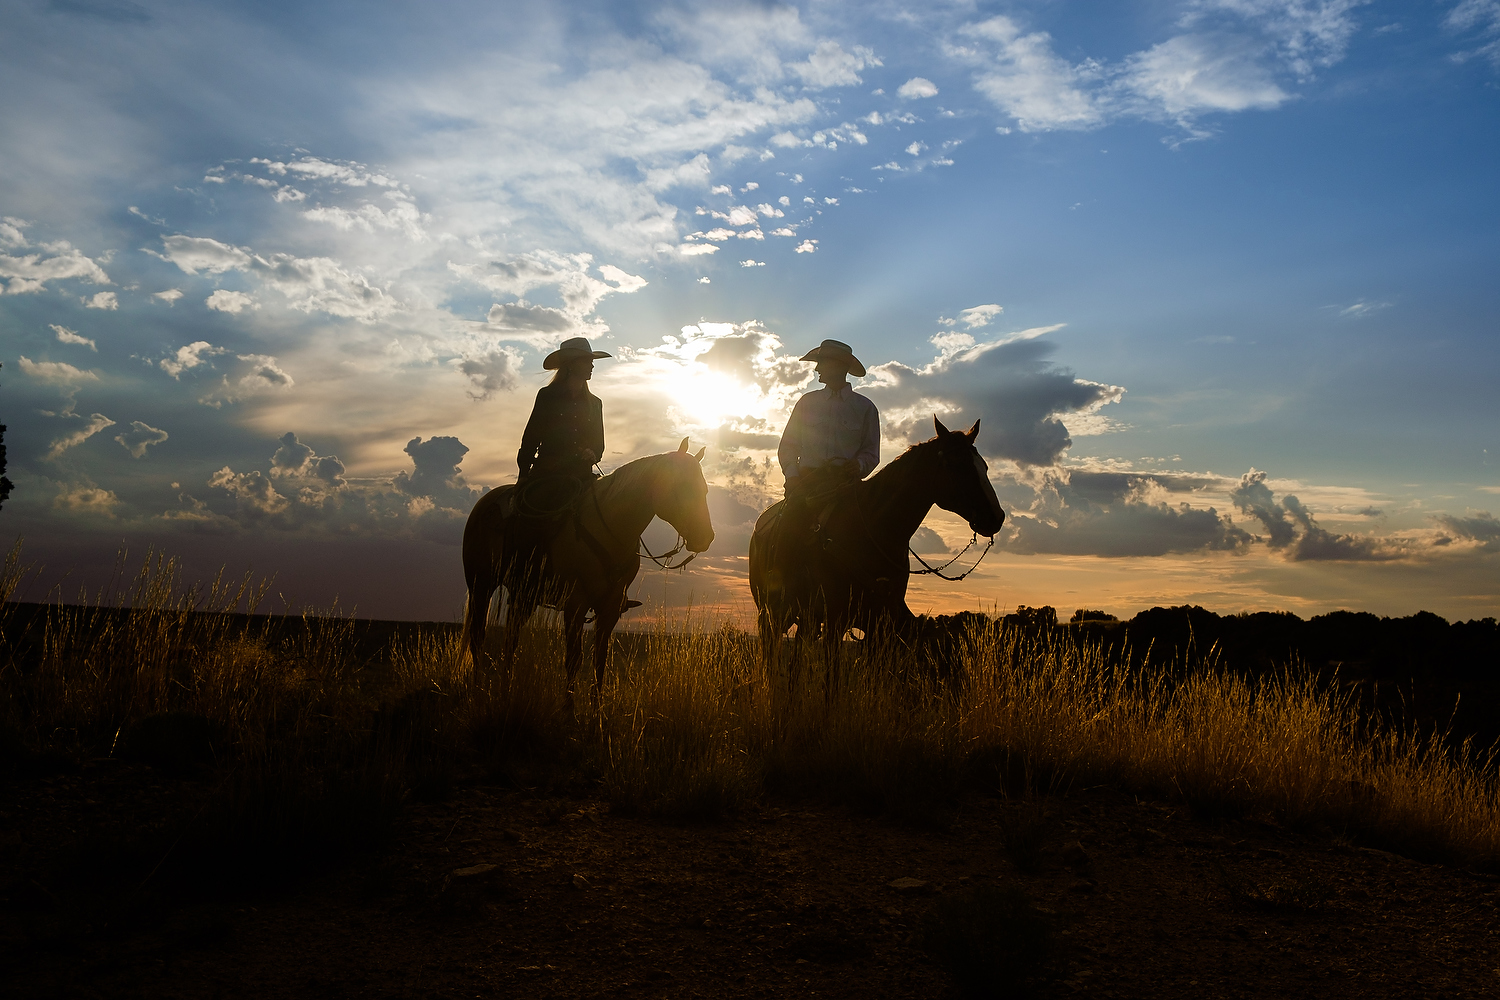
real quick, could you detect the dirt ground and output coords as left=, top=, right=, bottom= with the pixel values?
left=5, top=759, right=1500, bottom=999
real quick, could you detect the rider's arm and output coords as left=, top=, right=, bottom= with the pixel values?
left=516, top=388, right=548, bottom=477
left=778, top=396, right=807, bottom=481
left=854, top=395, right=879, bottom=478
left=584, top=394, right=605, bottom=466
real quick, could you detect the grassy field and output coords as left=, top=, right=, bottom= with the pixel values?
left=3, top=542, right=1498, bottom=893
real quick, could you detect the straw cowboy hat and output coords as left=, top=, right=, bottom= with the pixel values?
left=800, top=339, right=866, bottom=378
left=543, top=337, right=613, bottom=370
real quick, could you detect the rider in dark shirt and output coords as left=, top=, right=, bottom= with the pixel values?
left=517, top=337, right=610, bottom=483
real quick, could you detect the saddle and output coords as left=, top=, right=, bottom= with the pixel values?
left=753, top=480, right=858, bottom=587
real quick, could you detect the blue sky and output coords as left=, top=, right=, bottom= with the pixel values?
left=2, top=0, right=1497, bottom=621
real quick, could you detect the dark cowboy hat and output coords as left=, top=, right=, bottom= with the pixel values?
left=800, top=338, right=866, bottom=378
left=543, top=336, right=613, bottom=370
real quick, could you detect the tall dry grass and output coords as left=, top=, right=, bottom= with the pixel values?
left=4, top=541, right=1498, bottom=878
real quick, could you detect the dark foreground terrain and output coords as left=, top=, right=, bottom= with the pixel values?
left=5, top=759, right=1498, bottom=999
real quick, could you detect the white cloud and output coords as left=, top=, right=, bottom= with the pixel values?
left=740, top=259, right=766, bottom=267
left=206, top=289, right=257, bottom=313
left=958, top=303, right=1003, bottom=328
left=788, top=40, right=881, bottom=89
left=679, top=243, right=720, bottom=256
left=115, top=420, right=169, bottom=458
left=0, top=217, right=28, bottom=247
left=770, top=227, right=798, bottom=237
left=1121, top=34, right=1290, bottom=117
left=54, top=484, right=119, bottom=515
left=17, top=356, right=99, bottom=384
left=51, top=324, right=97, bottom=351
left=794, top=239, right=818, bottom=253
left=83, top=291, right=118, bottom=310
left=756, top=203, right=785, bottom=218
left=906, top=141, right=927, bottom=156
left=1448, top=0, right=1500, bottom=67
left=151, top=236, right=399, bottom=322
left=455, top=347, right=524, bottom=400
left=302, top=190, right=427, bottom=241
left=0, top=243, right=111, bottom=294
left=160, top=341, right=227, bottom=378
left=152, top=288, right=184, bottom=305
left=1338, top=299, right=1391, bottom=318
left=697, top=276, right=711, bottom=284
left=737, top=229, right=765, bottom=240
left=897, top=76, right=940, bottom=99
left=959, top=17, right=1106, bottom=131
left=47, top=412, right=116, bottom=460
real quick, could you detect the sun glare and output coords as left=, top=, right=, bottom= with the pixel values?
left=670, top=368, right=771, bottom=430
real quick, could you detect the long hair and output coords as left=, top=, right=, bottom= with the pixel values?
left=550, top=358, right=589, bottom=387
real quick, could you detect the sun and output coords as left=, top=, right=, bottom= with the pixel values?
left=670, top=367, right=772, bottom=430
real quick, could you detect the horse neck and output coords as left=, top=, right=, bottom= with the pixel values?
left=594, top=456, right=663, bottom=540
left=863, top=446, right=942, bottom=538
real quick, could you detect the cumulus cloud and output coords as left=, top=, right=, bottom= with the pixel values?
left=206, top=289, right=256, bottom=313
left=83, top=291, right=118, bottom=309
left=788, top=40, right=880, bottom=89
left=51, top=324, right=97, bottom=351
left=1002, top=470, right=1251, bottom=556
left=0, top=242, right=111, bottom=294
left=153, top=289, right=184, bottom=304
left=54, top=483, right=119, bottom=514
left=269, top=431, right=345, bottom=487
left=208, top=466, right=288, bottom=514
left=47, top=412, right=116, bottom=460
left=303, top=190, right=427, bottom=241
left=160, top=341, right=227, bottom=378
left=898, top=76, right=940, bottom=99
left=114, top=420, right=169, bottom=458
left=17, top=356, right=98, bottom=384
left=1230, top=469, right=1404, bottom=561
left=862, top=331, right=1124, bottom=467
left=1433, top=510, right=1500, bottom=552
left=455, top=348, right=523, bottom=400
left=392, top=436, right=482, bottom=517
left=150, top=236, right=398, bottom=322
left=454, top=251, right=647, bottom=347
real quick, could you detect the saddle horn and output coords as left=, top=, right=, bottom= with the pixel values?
left=677, top=437, right=689, bottom=453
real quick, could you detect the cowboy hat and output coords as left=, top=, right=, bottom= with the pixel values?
left=800, top=338, right=866, bottom=378
left=543, top=337, right=613, bottom=370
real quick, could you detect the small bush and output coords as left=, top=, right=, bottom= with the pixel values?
left=921, top=884, right=1060, bottom=999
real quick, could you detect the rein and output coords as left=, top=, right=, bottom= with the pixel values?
left=581, top=461, right=697, bottom=577
left=908, top=532, right=994, bottom=581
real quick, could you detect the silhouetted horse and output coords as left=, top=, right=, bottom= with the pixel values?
left=749, top=416, right=1005, bottom=698
left=462, top=439, right=714, bottom=705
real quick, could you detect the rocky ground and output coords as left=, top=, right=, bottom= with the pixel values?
left=5, top=760, right=1499, bottom=999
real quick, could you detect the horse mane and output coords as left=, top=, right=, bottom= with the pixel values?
left=868, top=431, right=947, bottom=485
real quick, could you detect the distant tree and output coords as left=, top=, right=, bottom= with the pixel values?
left=1070, top=609, right=1118, bottom=623
left=0, top=362, right=12, bottom=512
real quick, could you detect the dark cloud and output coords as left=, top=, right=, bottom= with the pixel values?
left=863, top=338, right=1123, bottom=467
left=1002, top=471, right=1249, bottom=557
left=114, top=420, right=168, bottom=458
left=457, top=350, right=522, bottom=400
left=271, top=432, right=346, bottom=487
left=910, top=526, right=949, bottom=554
left=716, top=420, right=780, bottom=451
left=1433, top=512, right=1500, bottom=552
left=1229, top=469, right=1297, bottom=548
left=394, top=435, right=479, bottom=511
left=1231, top=469, right=1401, bottom=562
left=487, top=301, right=574, bottom=334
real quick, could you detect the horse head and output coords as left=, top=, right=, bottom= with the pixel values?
left=653, top=438, right=716, bottom=552
left=929, top=416, right=1006, bottom=537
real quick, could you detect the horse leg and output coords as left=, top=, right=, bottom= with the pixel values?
left=463, top=576, right=495, bottom=679
left=562, top=601, right=588, bottom=712
left=591, top=602, right=623, bottom=703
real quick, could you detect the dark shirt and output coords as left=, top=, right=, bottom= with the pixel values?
left=517, top=381, right=605, bottom=480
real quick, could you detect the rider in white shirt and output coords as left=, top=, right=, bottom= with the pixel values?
left=778, top=339, right=879, bottom=498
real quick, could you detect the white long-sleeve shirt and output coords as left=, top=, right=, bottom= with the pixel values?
left=777, top=383, right=880, bottom=481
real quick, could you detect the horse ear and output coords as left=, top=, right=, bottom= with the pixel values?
left=966, top=419, right=980, bottom=442
left=678, top=437, right=689, bottom=453
left=933, top=414, right=951, bottom=438
left=693, top=446, right=706, bottom=463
